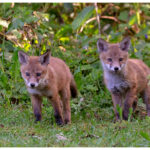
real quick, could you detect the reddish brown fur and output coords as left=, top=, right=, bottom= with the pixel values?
left=18, top=51, right=77, bottom=125
left=97, top=38, right=150, bottom=121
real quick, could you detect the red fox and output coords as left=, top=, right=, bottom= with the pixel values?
left=97, top=37, right=150, bottom=121
left=18, top=51, right=77, bottom=125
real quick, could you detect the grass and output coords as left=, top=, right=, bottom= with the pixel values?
left=1, top=100, right=150, bottom=147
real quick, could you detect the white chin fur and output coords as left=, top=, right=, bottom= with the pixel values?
left=105, top=64, right=114, bottom=71
left=28, top=88, right=41, bottom=95
left=23, top=78, right=29, bottom=86
left=101, top=62, right=113, bottom=71
left=121, top=63, right=125, bottom=69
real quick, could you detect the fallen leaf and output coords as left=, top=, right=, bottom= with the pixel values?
left=0, top=124, right=4, bottom=128
left=56, top=133, right=67, bottom=141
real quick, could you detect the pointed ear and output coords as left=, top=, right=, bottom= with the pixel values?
left=120, top=37, right=131, bottom=51
left=97, top=38, right=108, bottom=53
left=39, top=51, right=50, bottom=65
left=18, top=51, right=29, bottom=65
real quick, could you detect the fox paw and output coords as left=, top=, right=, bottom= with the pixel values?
left=54, top=114, right=64, bottom=126
left=34, top=114, right=41, bottom=122
left=56, top=119, right=64, bottom=126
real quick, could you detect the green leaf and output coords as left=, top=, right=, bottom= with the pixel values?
left=129, top=15, right=137, bottom=26
left=136, top=27, right=148, bottom=37
left=0, top=72, right=8, bottom=88
left=59, top=37, right=70, bottom=43
left=140, top=131, right=150, bottom=141
left=64, top=3, right=74, bottom=13
left=128, top=108, right=133, bottom=122
left=55, top=25, right=72, bottom=38
left=85, top=84, right=98, bottom=91
left=118, top=11, right=128, bottom=21
left=72, top=6, right=94, bottom=31
left=26, top=16, right=38, bottom=24
left=116, top=104, right=123, bottom=120
left=80, top=65, right=92, bottom=71
left=81, top=35, right=100, bottom=47
left=8, top=18, right=24, bottom=32
left=0, top=25, right=3, bottom=32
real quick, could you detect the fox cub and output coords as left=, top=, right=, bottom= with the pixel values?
left=97, top=37, right=150, bottom=121
left=18, top=51, right=77, bottom=125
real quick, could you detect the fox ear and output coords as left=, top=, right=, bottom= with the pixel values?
left=18, top=51, right=29, bottom=65
left=39, top=51, right=50, bottom=65
left=120, top=37, right=130, bottom=51
left=97, top=38, right=108, bottom=53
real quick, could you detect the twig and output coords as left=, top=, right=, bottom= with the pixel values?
left=79, top=17, right=96, bottom=33
left=100, top=16, right=119, bottom=22
left=94, top=3, right=101, bottom=36
left=79, top=15, right=119, bottom=34
left=143, top=15, right=150, bottom=20
left=0, top=32, right=6, bottom=38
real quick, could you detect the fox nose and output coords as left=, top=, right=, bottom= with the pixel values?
left=114, top=67, right=119, bottom=71
left=30, top=83, right=35, bottom=88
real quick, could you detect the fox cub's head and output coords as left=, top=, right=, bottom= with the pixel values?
left=18, top=51, right=50, bottom=88
left=97, top=37, right=130, bottom=73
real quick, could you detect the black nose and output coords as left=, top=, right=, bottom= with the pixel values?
left=114, top=67, right=119, bottom=71
left=30, top=83, right=35, bottom=88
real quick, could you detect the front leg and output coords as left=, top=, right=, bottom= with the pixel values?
left=31, top=95, right=42, bottom=122
left=123, top=89, right=137, bottom=120
left=111, top=93, right=122, bottom=121
left=49, top=95, right=64, bottom=126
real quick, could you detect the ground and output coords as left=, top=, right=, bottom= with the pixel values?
left=0, top=100, right=150, bottom=147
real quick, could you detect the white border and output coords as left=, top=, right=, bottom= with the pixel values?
left=0, top=1, right=150, bottom=149
left=0, top=147, right=150, bottom=149
left=1, top=0, right=150, bottom=3
left=0, top=148, right=149, bottom=149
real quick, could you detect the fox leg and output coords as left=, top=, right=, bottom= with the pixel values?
left=123, top=90, right=137, bottom=120
left=111, top=93, right=122, bottom=121
left=142, top=87, right=150, bottom=116
left=60, top=86, right=71, bottom=124
left=132, top=100, right=138, bottom=112
left=31, top=95, right=42, bottom=122
left=50, top=95, right=64, bottom=125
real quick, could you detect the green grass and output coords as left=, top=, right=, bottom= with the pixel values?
left=1, top=101, right=150, bottom=147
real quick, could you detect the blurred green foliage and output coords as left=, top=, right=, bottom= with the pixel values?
left=0, top=3, right=150, bottom=115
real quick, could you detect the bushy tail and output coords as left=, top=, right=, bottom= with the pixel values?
left=70, top=75, right=77, bottom=98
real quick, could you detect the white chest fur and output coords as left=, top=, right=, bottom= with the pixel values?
left=104, top=71, right=130, bottom=94
left=27, top=88, right=53, bottom=97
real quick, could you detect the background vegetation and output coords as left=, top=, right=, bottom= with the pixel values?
left=1, top=3, right=150, bottom=146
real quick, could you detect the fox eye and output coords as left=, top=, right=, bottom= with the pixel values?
left=119, top=58, right=123, bottom=61
left=107, top=58, right=112, bottom=62
left=36, top=73, right=41, bottom=77
left=26, top=72, right=30, bottom=76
